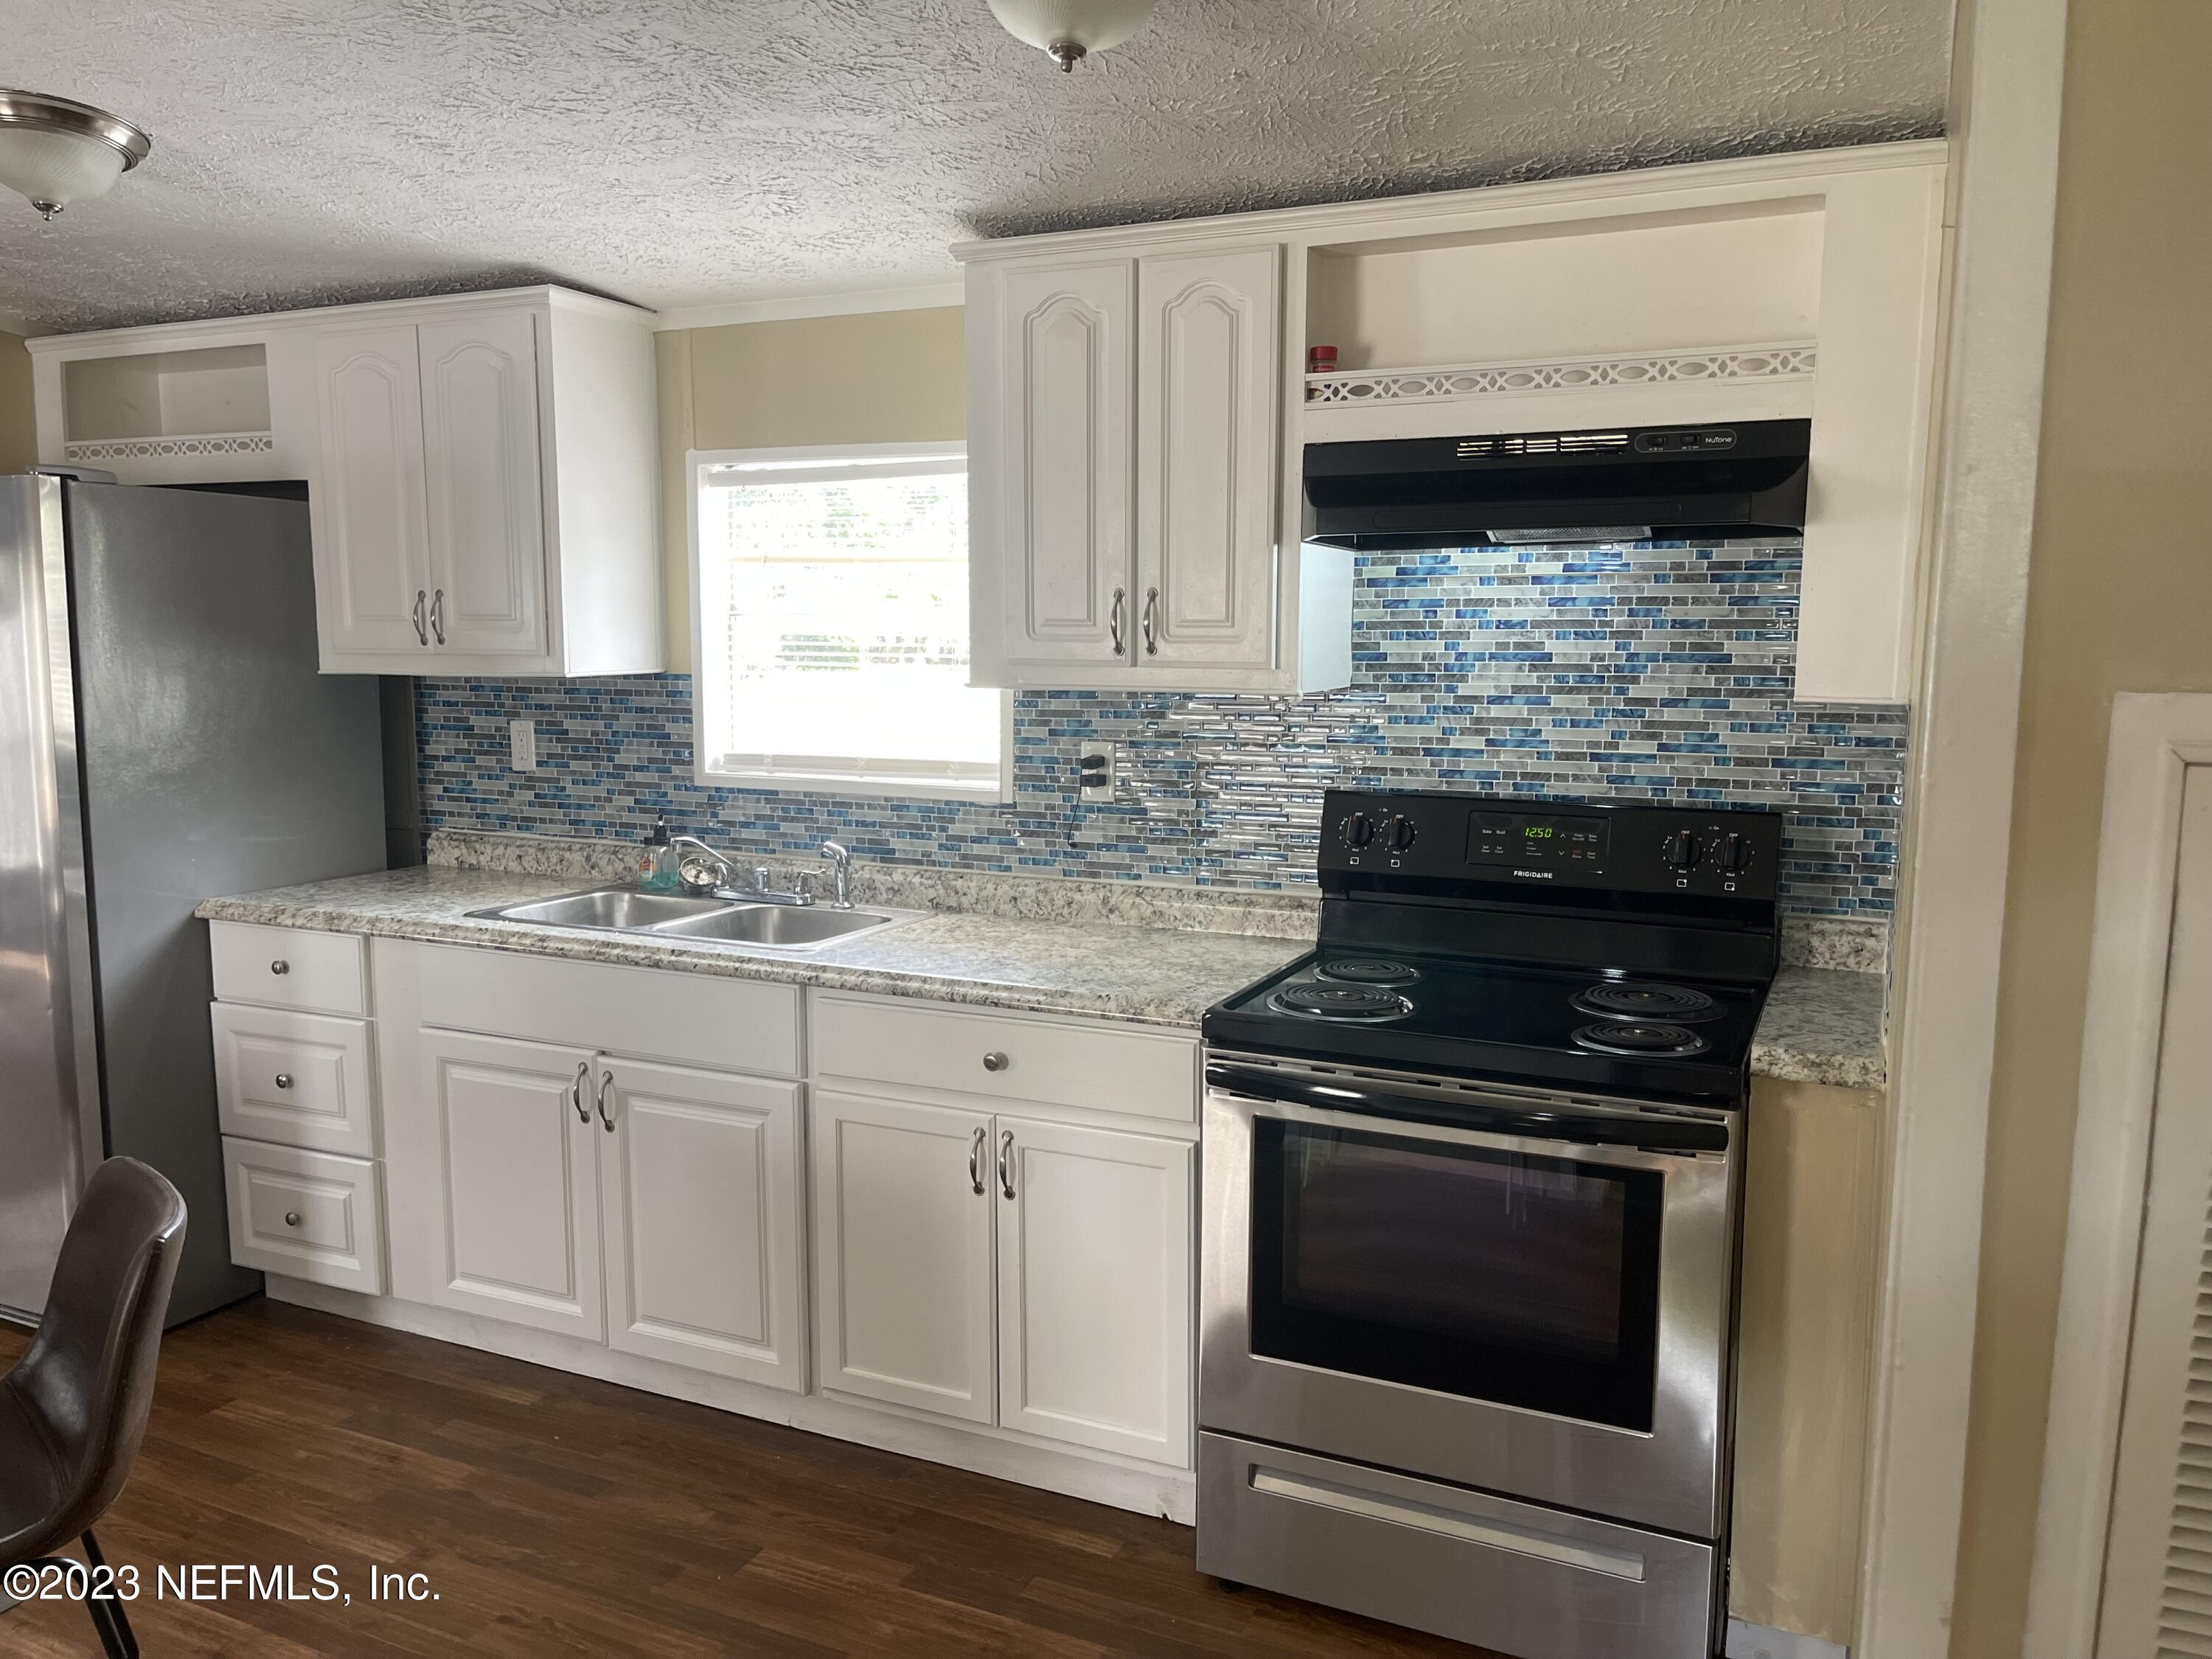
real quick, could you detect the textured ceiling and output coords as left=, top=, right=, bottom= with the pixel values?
left=0, top=0, right=1950, bottom=335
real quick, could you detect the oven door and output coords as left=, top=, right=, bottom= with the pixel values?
left=1200, top=1057, right=1740, bottom=1540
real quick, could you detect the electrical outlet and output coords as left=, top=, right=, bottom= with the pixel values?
left=509, top=718, right=537, bottom=771
left=1076, top=744, right=1114, bottom=800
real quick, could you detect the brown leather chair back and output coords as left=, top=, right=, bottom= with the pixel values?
left=2, top=1158, right=186, bottom=1558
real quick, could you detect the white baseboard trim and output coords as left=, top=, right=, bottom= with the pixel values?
left=1726, top=1618, right=1848, bottom=1659
left=264, top=1276, right=1197, bottom=1525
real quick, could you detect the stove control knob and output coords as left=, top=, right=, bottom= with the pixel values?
left=1717, top=832, right=1756, bottom=874
left=1386, top=815, right=1418, bottom=853
left=1663, top=830, right=1703, bottom=872
left=1341, top=813, right=1377, bottom=849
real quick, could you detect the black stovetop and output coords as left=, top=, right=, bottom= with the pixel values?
left=1201, top=788, right=1786, bottom=1107
left=1203, top=947, right=1766, bottom=1105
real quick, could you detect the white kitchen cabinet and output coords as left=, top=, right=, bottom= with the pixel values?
left=416, top=308, right=549, bottom=661
left=966, top=243, right=1347, bottom=692
left=302, top=288, right=661, bottom=676
left=311, top=325, right=433, bottom=657
left=811, top=1090, right=998, bottom=1423
left=995, top=1115, right=1193, bottom=1466
left=1135, top=247, right=1280, bottom=672
left=990, top=258, right=1133, bottom=675
left=414, top=1026, right=605, bottom=1340
left=599, top=1056, right=807, bottom=1391
left=375, top=940, right=810, bottom=1391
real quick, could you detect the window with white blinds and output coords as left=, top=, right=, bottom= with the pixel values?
left=688, top=445, right=1007, bottom=799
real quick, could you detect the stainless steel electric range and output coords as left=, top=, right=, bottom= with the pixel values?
left=1196, top=787, right=1784, bottom=1659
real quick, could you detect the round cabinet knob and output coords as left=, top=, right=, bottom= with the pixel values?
left=283, top=1211, right=301, bottom=1228
left=274, top=1073, right=293, bottom=1091
left=1387, top=815, right=1418, bottom=853
left=1663, top=830, right=1703, bottom=872
left=982, top=1051, right=1009, bottom=1073
left=270, top=959, right=291, bottom=975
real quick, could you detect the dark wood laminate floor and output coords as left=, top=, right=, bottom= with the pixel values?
left=1, top=1299, right=1490, bottom=1656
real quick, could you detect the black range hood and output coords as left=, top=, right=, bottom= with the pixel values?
left=1303, top=418, right=1811, bottom=550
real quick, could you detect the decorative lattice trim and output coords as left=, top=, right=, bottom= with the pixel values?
left=1305, top=346, right=1818, bottom=405
left=63, top=434, right=276, bottom=462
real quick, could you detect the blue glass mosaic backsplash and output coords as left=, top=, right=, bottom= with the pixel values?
left=417, top=540, right=1907, bottom=917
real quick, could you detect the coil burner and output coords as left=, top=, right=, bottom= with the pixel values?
left=1317, top=957, right=1422, bottom=990
left=1571, top=981, right=1720, bottom=1023
left=1570, top=1020, right=1711, bottom=1057
left=1270, top=982, right=1415, bottom=1023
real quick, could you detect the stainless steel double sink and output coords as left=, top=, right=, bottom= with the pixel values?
left=467, top=886, right=914, bottom=950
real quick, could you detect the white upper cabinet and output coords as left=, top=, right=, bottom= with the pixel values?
left=307, top=288, right=660, bottom=676
left=312, top=326, right=432, bottom=656
left=415, top=308, right=549, bottom=661
left=989, top=260, right=1134, bottom=675
left=27, top=285, right=662, bottom=680
left=967, top=242, right=1347, bottom=692
left=956, top=141, right=1951, bottom=706
left=1137, top=248, right=1281, bottom=672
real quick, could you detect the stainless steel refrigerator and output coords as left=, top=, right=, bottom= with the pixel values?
left=0, top=473, right=385, bottom=1327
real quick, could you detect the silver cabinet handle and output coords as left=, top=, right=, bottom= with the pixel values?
left=596, top=1069, right=616, bottom=1133
left=274, top=1073, right=293, bottom=1091
left=969, top=1126, right=987, bottom=1195
left=283, top=1211, right=301, bottom=1228
left=570, top=1060, right=591, bottom=1124
left=1109, top=588, right=1127, bottom=657
left=270, top=959, right=290, bottom=975
left=998, top=1130, right=1016, bottom=1200
left=1142, top=587, right=1160, bottom=656
left=982, top=1051, right=1009, bottom=1074
left=412, top=590, right=428, bottom=646
left=429, top=588, right=445, bottom=645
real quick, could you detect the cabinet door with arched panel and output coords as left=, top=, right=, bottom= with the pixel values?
left=1135, top=246, right=1281, bottom=672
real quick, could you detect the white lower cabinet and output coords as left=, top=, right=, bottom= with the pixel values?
left=378, top=942, right=812, bottom=1394
left=416, top=1028, right=605, bottom=1340
left=811, top=1086, right=1195, bottom=1467
left=995, top=1115, right=1194, bottom=1466
left=600, top=1057, right=805, bottom=1391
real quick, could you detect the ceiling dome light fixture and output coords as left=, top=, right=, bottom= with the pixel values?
left=0, top=89, right=153, bottom=220
left=986, top=0, right=1158, bottom=71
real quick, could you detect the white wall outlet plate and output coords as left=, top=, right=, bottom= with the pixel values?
left=1077, top=744, right=1114, bottom=800
left=509, top=718, right=537, bottom=771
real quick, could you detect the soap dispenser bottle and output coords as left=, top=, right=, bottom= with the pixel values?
left=637, top=813, right=679, bottom=892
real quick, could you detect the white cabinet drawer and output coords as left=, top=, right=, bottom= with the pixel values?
left=223, top=1138, right=386, bottom=1294
left=812, top=993, right=1197, bottom=1124
left=210, top=922, right=368, bottom=1016
left=211, top=1004, right=377, bottom=1157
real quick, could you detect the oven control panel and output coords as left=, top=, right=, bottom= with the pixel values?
left=1323, top=788, right=1783, bottom=901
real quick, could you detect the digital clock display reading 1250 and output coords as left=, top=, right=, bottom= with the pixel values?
left=1467, top=810, right=1610, bottom=869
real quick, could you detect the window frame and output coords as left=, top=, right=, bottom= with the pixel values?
left=685, top=441, right=1011, bottom=801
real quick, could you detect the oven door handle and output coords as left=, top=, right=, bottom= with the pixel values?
left=1203, top=1062, right=1731, bottom=1155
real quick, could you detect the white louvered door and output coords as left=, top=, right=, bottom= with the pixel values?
left=2101, top=765, right=2212, bottom=1656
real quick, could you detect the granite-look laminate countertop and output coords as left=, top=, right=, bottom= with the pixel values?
left=197, top=867, right=1888, bottom=1089
left=197, top=866, right=1307, bottom=1030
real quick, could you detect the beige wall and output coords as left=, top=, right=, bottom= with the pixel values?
left=1949, top=0, right=2212, bottom=1651
left=0, top=331, right=36, bottom=473
left=1733, top=1078, right=1887, bottom=1644
left=654, top=306, right=966, bottom=672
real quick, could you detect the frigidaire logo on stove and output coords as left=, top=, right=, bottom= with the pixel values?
left=1512, top=869, right=1554, bottom=880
